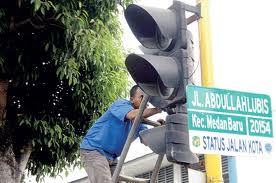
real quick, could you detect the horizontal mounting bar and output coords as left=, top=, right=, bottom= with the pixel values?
left=119, top=174, right=150, bottom=183
left=142, top=119, right=162, bottom=127
left=184, top=3, right=200, bottom=15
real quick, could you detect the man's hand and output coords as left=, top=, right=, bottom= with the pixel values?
left=157, top=119, right=165, bottom=125
left=161, top=107, right=174, bottom=114
left=156, top=108, right=162, bottom=113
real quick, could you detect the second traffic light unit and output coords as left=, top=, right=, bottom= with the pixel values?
left=124, top=1, right=199, bottom=164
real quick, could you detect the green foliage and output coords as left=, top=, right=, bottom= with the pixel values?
left=0, top=0, right=132, bottom=181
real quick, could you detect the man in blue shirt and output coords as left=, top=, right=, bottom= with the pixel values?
left=80, top=85, right=162, bottom=183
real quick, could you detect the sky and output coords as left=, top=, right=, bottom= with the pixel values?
left=27, top=0, right=276, bottom=182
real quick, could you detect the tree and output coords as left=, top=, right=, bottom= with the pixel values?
left=0, top=0, right=131, bottom=182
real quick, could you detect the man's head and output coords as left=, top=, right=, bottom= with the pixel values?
left=130, top=85, right=144, bottom=109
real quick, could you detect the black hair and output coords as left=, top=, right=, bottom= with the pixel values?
left=130, top=85, right=139, bottom=98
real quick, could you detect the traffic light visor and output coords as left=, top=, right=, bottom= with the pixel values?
left=125, top=4, right=177, bottom=51
left=125, top=54, right=180, bottom=99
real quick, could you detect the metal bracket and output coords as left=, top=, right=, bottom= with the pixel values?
left=184, top=3, right=200, bottom=15
left=185, top=3, right=201, bottom=25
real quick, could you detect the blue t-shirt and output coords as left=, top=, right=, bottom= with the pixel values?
left=80, top=99, right=147, bottom=160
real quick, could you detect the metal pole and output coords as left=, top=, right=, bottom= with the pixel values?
left=196, top=0, right=224, bottom=183
left=112, top=94, right=150, bottom=183
left=228, top=156, right=238, bottom=183
left=118, top=175, right=149, bottom=183
left=150, top=154, right=164, bottom=183
left=142, top=119, right=161, bottom=127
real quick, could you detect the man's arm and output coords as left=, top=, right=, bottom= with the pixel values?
left=125, top=108, right=162, bottom=121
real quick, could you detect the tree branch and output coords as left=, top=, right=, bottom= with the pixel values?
left=49, top=23, right=64, bottom=30
left=12, top=18, right=46, bottom=31
left=18, top=18, right=45, bottom=29
left=0, top=80, right=8, bottom=127
left=16, top=142, right=32, bottom=183
left=17, top=0, right=22, bottom=8
left=29, top=20, right=46, bottom=29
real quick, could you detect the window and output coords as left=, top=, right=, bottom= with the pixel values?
left=136, top=165, right=174, bottom=183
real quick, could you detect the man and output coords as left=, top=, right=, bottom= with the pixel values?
left=80, top=85, right=162, bottom=183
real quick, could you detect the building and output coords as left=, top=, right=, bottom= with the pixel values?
left=69, top=153, right=229, bottom=183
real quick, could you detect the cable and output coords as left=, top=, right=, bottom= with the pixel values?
left=184, top=56, right=200, bottom=80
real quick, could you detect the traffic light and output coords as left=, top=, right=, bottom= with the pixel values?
left=124, top=1, right=199, bottom=164
left=166, top=113, right=198, bottom=164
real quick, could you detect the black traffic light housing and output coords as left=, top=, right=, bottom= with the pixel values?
left=125, top=0, right=200, bottom=101
left=125, top=1, right=195, bottom=100
left=125, top=4, right=179, bottom=51
left=125, top=1, right=200, bottom=164
left=126, top=50, right=182, bottom=100
left=166, top=113, right=198, bottom=164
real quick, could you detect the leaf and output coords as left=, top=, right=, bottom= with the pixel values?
left=48, top=140, right=52, bottom=148
left=58, top=132, right=62, bottom=139
left=48, top=1, right=56, bottom=10
left=69, top=76, right=72, bottom=86
left=34, top=0, right=41, bottom=12
left=63, top=136, right=67, bottom=143
left=50, top=128, right=54, bottom=136
left=73, top=77, right=77, bottom=85
left=47, top=0, right=54, bottom=6
left=65, top=169, right=69, bottom=177
left=44, top=42, right=50, bottom=51
left=19, top=120, right=25, bottom=126
left=40, top=5, right=45, bottom=15
left=18, top=54, right=22, bottom=63
left=55, top=13, right=63, bottom=20
left=44, top=137, right=47, bottom=144
left=32, top=140, right=36, bottom=147
left=52, top=43, right=57, bottom=53
left=45, top=1, right=51, bottom=10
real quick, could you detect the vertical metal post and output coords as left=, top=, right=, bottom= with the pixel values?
left=150, top=154, right=164, bottom=183
left=228, top=156, right=238, bottom=183
left=112, top=94, right=150, bottom=183
left=196, top=0, right=224, bottom=183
